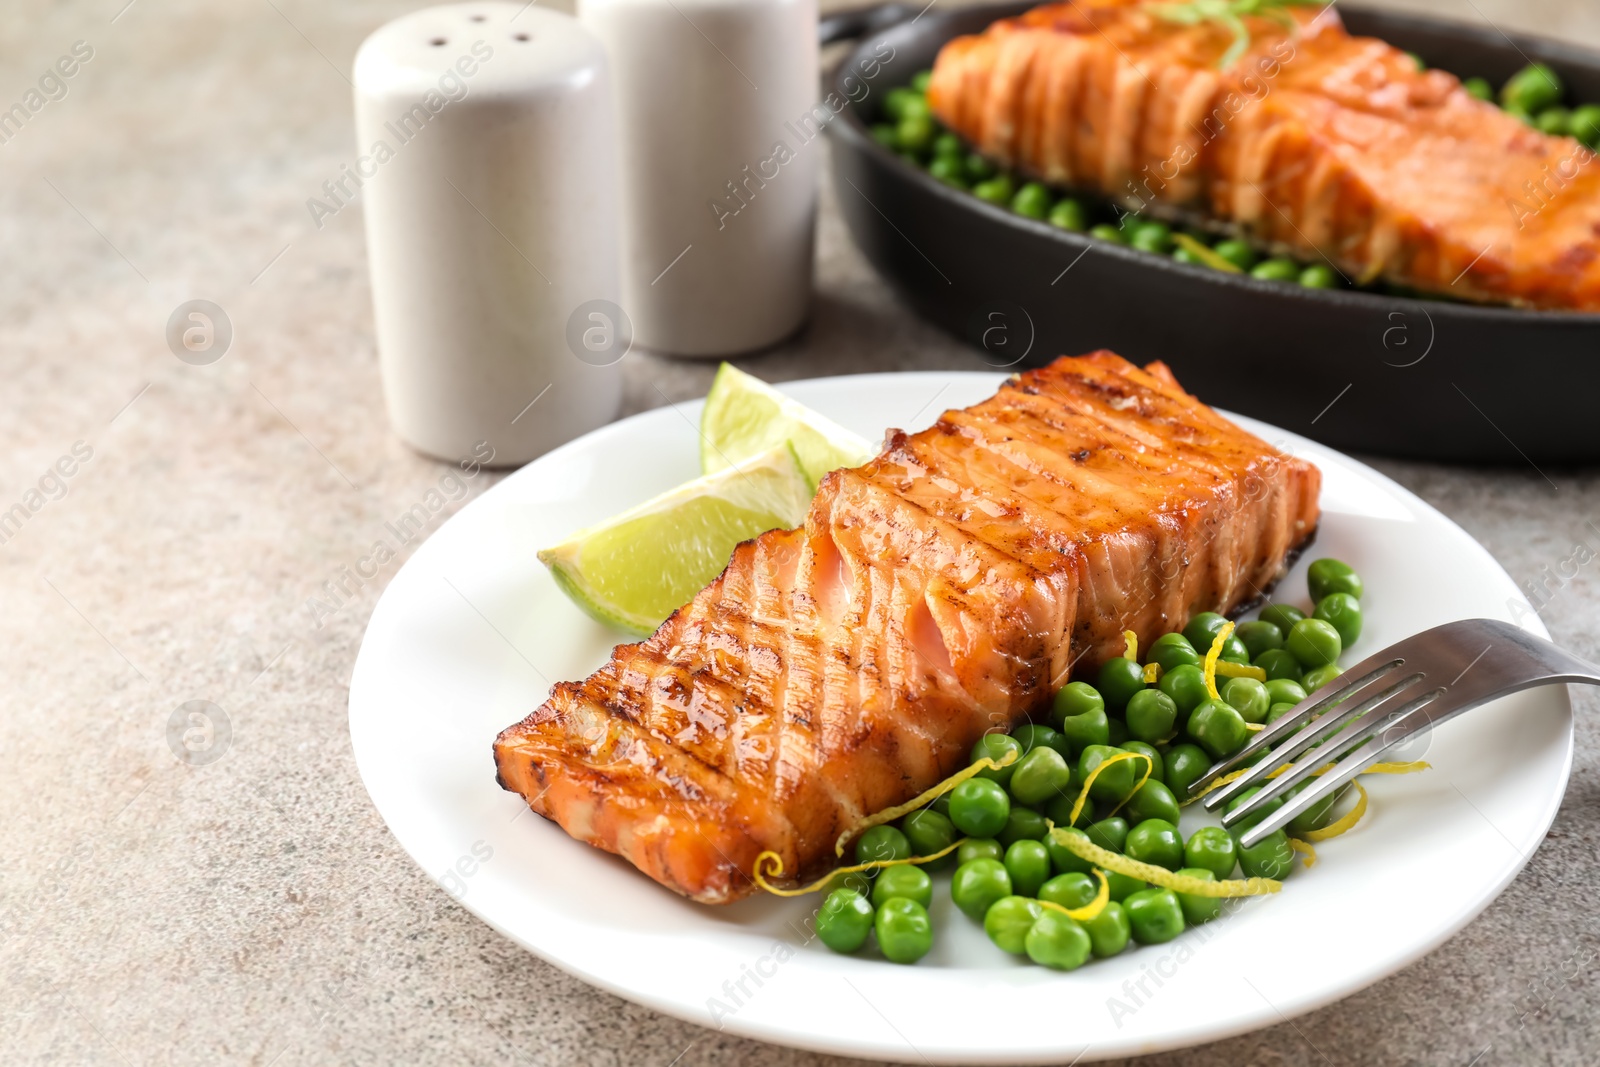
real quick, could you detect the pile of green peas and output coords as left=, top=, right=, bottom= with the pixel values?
left=871, top=61, right=1600, bottom=303
left=1463, top=62, right=1600, bottom=146
left=813, top=557, right=1367, bottom=968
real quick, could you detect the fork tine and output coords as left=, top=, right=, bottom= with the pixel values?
left=1195, top=658, right=1408, bottom=811
left=1217, top=675, right=1434, bottom=829
left=1237, top=686, right=1445, bottom=849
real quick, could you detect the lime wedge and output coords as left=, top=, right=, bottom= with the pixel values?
left=539, top=443, right=812, bottom=636
left=700, top=363, right=876, bottom=486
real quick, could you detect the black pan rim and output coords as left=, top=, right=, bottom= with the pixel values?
left=825, top=1, right=1600, bottom=327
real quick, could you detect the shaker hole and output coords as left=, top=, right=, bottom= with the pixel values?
left=468, top=14, right=486, bottom=21
left=429, top=36, right=448, bottom=46
left=513, top=32, right=531, bottom=41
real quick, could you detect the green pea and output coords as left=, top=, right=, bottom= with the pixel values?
left=869, top=123, right=899, bottom=150
left=897, top=114, right=936, bottom=155
left=1235, top=828, right=1296, bottom=880
left=1160, top=664, right=1210, bottom=715
left=871, top=864, right=932, bottom=909
left=1303, top=663, right=1342, bottom=692
left=1121, top=780, right=1178, bottom=828
left=1184, top=826, right=1238, bottom=879
left=1083, top=899, right=1132, bottom=957
left=972, top=175, right=1015, bottom=205
left=1462, top=75, right=1493, bottom=101
left=1048, top=197, right=1088, bottom=231
left=1212, top=239, right=1258, bottom=271
left=997, top=806, right=1052, bottom=847
left=1120, top=741, right=1164, bottom=784
left=1106, top=717, right=1130, bottom=746
left=1225, top=786, right=1284, bottom=832
left=1079, top=745, right=1139, bottom=803
left=1235, top=620, right=1284, bottom=659
left=952, top=858, right=1012, bottom=920
left=1187, top=699, right=1249, bottom=759
left=1299, top=263, right=1340, bottom=289
left=1250, top=257, right=1299, bottom=281
left=1266, top=701, right=1299, bottom=725
left=1505, top=103, right=1536, bottom=126
left=1535, top=107, right=1571, bottom=136
left=1221, top=676, right=1271, bottom=724
left=931, top=131, right=962, bottom=158
left=1174, top=868, right=1225, bottom=924
left=1314, top=592, right=1363, bottom=647
left=1025, top=910, right=1093, bottom=970
left=1009, top=745, right=1074, bottom=806
left=1287, top=617, right=1342, bottom=668
left=1053, top=680, right=1105, bottom=722
left=1056, top=706, right=1111, bottom=756
left=1086, top=816, right=1129, bottom=854
left=1307, top=558, right=1363, bottom=601
left=1172, top=246, right=1202, bottom=264
left=964, top=151, right=997, bottom=182
left=1182, top=612, right=1229, bottom=650
left=985, top=895, right=1044, bottom=954
left=1096, top=656, right=1147, bottom=710
left=1089, top=222, right=1124, bottom=243
left=1254, top=648, right=1303, bottom=682
left=928, top=792, right=952, bottom=818
left=1571, top=103, right=1600, bottom=147
left=875, top=897, right=933, bottom=963
left=1500, top=63, right=1563, bottom=115
left=1259, top=603, right=1307, bottom=634
left=1149, top=632, right=1202, bottom=672
left=1126, top=688, right=1178, bottom=743
left=1264, top=678, right=1308, bottom=706
left=957, top=837, right=1003, bottom=865
left=1012, top=723, right=1070, bottom=759
left=970, top=733, right=1022, bottom=786
left=901, top=809, right=958, bottom=869
left=1106, top=872, right=1147, bottom=902
left=1011, top=181, right=1053, bottom=219
left=949, top=777, right=1011, bottom=837
left=883, top=87, right=922, bottom=122
left=1125, top=887, right=1186, bottom=944
left=1045, top=826, right=1096, bottom=874
left=1125, top=818, right=1185, bottom=871
left=818, top=867, right=873, bottom=898
left=1287, top=781, right=1348, bottom=834
left=855, top=825, right=911, bottom=866
left=926, top=155, right=968, bottom=188
left=911, top=69, right=933, bottom=94
left=1164, top=743, right=1212, bottom=800
left=815, top=888, right=875, bottom=953
left=1004, top=839, right=1053, bottom=898
left=1039, top=872, right=1098, bottom=909
left=1222, top=635, right=1252, bottom=664
left=1129, top=220, right=1173, bottom=253
left=1044, top=790, right=1096, bottom=830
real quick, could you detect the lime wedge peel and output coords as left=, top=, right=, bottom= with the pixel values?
left=538, top=443, right=812, bottom=636
left=699, top=363, right=876, bottom=488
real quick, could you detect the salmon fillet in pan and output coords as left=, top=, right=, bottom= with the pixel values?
left=928, top=0, right=1600, bottom=311
left=495, top=353, right=1321, bottom=903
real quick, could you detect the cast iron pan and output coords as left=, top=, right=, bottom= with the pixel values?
left=822, top=3, right=1600, bottom=463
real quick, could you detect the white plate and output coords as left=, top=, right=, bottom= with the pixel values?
left=349, top=371, right=1572, bottom=1064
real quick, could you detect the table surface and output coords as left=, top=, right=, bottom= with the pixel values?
left=3, top=0, right=1597, bottom=1064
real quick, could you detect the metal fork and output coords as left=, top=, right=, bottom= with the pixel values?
left=1190, top=618, right=1600, bottom=849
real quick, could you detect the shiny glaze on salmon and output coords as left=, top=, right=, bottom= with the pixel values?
left=495, top=353, right=1321, bottom=903
left=928, top=0, right=1600, bottom=311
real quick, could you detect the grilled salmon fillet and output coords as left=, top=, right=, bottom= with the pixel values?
left=495, top=353, right=1321, bottom=903
left=928, top=0, right=1600, bottom=311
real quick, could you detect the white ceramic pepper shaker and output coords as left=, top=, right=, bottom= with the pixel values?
left=354, top=3, right=624, bottom=466
left=580, top=0, right=819, bottom=357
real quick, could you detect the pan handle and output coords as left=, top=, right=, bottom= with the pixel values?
left=818, top=2, right=921, bottom=45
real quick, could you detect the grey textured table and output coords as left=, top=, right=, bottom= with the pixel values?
left=2, top=0, right=1597, bottom=1064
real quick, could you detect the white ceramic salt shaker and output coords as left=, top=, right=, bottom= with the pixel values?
left=354, top=3, right=623, bottom=466
left=580, top=0, right=819, bottom=357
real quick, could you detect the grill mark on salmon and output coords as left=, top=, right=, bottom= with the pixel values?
left=928, top=0, right=1600, bottom=311
left=495, top=353, right=1320, bottom=903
